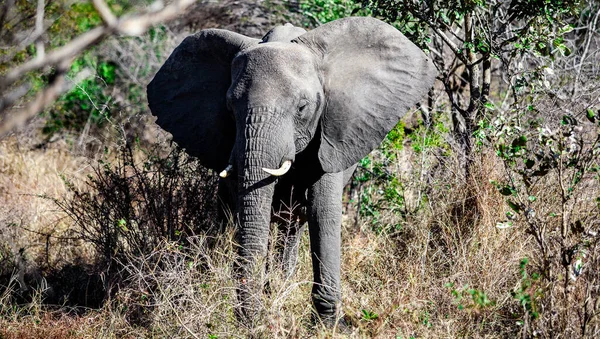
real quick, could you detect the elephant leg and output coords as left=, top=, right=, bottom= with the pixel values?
left=307, top=171, right=344, bottom=321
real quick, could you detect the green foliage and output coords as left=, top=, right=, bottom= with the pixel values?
left=445, top=282, right=496, bottom=311
left=486, top=104, right=600, bottom=217
left=47, top=2, right=103, bottom=43
left=1, top=1, right=135, bottom=67
left=355, top=114, right=450, bottom=233
left=512, top=258, right=542, bottom=321
left=419, top=310, right=432, bottom=328
left=38, top=1, right=148, bottom=136
left=355, top=154, right=406, bottom=233
left=46, top=1, right=133, bottom=46
left=485, top=84, right=600, bottom=333
left=361, top=309, right=379, bottom=321
left=1, top=1, right=155, bottom=137
left=147, top=25, right=170, bottom=60
left=361, top=0, right=580, bottom=55
left=360, top=0, right=431, bottom=49
left=408, top=119, right=450, bottom=154
left=43, top=57, right=118, bottom=135
left=299, top=0, right=370, bottom=26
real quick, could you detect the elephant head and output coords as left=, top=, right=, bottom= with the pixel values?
left=147, top=17, right=436, bottom=320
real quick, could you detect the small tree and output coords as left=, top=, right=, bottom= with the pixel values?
left=360, top=0, right=580, bottom=177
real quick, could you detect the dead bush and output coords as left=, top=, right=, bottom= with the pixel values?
left=54, top=136, right=220, bottom=294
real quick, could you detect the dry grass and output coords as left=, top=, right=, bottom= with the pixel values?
left=0, top=156, right=596, bottom=338
left=0, top=132, right=92, bottom=276
left=2, top=106, right=596, bottom=338
left=1, top=2, right=599, bottom=338
left=0, top=138, right=540, bottom=338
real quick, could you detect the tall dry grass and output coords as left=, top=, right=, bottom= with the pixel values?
left=0, top=139, right=537, bottom=338
left=1, top=2, right=599, bottom=338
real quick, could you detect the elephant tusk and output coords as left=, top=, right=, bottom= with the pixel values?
left=219, top=164, right=233, bottom=178
left=262, top=160, right=292, bottom=176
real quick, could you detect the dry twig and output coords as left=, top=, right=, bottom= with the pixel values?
left=0, top=0, right=195, bottom=137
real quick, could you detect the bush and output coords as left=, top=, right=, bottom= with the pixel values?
left=56, top=136, right=220, bottom=277
left=352, top=112, right=451, bottom=234
left=486, top=98, right=600, bottom=336
left=43, top=58, right=118, bottom=135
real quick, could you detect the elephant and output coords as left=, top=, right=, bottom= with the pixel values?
left=147, top=17, right=437, bottom=325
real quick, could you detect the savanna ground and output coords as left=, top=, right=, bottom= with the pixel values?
left=1, top=0, right=599, bottom=338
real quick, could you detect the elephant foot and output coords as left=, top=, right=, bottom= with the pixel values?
left=234, top=263, right=267, bottom=327
left=235, top=285, right=258, bottom=316
left=311, top=305, right=351, bottom=333
left=311, top=292, right=345, bottom=325
left=235, top=286, right=265, bottom=329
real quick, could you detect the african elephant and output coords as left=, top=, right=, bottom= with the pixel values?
left=147, top=17, right=436, bottom=324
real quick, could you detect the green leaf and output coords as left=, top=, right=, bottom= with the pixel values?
left=561, top=115, right=577, bottom=126
left=507, top=200, right=521, bottom=213
left=118, top=219, right=128, bottom=231
left=361, top=309, right=379, bottom=321
left=586, top=108, right=596, bottom=123
left=499, top=186, right=515, bottom=196
left=511, top=136, right=527, bottom=153
left=560, top=24, right=574, bottom=34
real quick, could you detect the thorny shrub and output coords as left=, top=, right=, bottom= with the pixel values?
left=485, top=100, right=600, bottom=336
left=55, top=137, right=220, bottom=284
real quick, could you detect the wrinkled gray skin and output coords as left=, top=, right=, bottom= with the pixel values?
left=147, top=17, right=437, bottom=324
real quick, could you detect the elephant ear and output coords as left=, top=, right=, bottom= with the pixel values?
left=294, top=17, right=437, bottom=173
left=147, top=29, right=259, bottom=170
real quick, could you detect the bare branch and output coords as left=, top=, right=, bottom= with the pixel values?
left=431, top=25, right=467, bottom=64
left=117, top=0, right=195, bottom=36
left=465, top=12, right=481, bottom=118
left=0, top=0, right=14, bottom=35
left=93, top=0, right=118, bottom=28
left=0, top=0, right=195, bottom=136
left=0, top=84, right=30, bottom=112
left=0, top=26, right=106, bottom=91
left=35, top=0, right=45, bottom=60
left=1, top=0, right=194, bottom=91
left=573, top=8, right=600, bottom=96
left=481, top=55, right=491, bottom=105
left=0, top=60, right=70, bottom=136
left=408, top=10, right=468, bottom=64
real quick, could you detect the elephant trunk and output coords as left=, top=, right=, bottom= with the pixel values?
left=237, top=167, right=275, bottom=259
left=234, top=108, right=294, bottom=317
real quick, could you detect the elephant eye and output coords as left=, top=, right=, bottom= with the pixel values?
left=298, top=99, right=309, bottom=114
